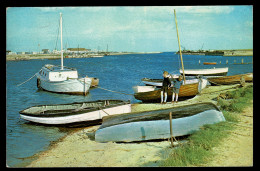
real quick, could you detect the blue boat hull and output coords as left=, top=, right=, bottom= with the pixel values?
left=95, top=104, right=225, bottom=142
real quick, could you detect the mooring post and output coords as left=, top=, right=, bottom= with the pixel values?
left=169, top=112, right=174, bottom=147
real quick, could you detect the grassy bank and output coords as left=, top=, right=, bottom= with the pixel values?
left=159, top=85, right=253, bottom=166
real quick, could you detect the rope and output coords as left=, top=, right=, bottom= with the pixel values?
left=17, top=70, right=41, bottom=87
left=97, top=86, right=134, bottom=96
left=98, top=107, right=110, bottom=116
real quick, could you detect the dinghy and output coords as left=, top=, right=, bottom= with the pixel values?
left=95, top=102, right=226, bottom=142
left=19, top=100, right=131, bottom=125
left=141, top=77, right=208, bottom=90
left=134, top=82, right=199, bottom=103
left=207, top=73, right=253, bottom=85
left=179, top=67, right=228, bottom=77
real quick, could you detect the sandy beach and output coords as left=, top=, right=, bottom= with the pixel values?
left=26, top=83, right=253, bottom=167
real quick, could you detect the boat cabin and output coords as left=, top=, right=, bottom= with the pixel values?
left=38, top=64, right=79, bottom=81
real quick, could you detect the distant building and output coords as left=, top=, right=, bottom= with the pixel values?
left=42, top=49, right=50, bottom=54
left=67, top=48, right=91, bottom=54
left=6, top=51, right=17, bottom=55
left=17, top=52, right=26, bottom=55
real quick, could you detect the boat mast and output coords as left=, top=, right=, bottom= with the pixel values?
left=60, top=12, right=64, bottom=70
left=174, top=9, right=185, bottom=83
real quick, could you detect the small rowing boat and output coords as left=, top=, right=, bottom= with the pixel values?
left=203, top=62, right=217, bottom=65
left=134, top=82, right=199, bottom=103
left=179, top=67, right=228, bottom=76
left=19, top=100, right=131, bottom=125
left=207, top=73, right=253, bottom=85
left=95, top=102, right=225, bottom=142
left=141, top=77, right=208, bottom=90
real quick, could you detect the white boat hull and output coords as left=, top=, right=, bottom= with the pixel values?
left=132, top=86, right=155, bottom=93
left=95, top=109, right=225, bottom=142
left=141, top=79, right=208, bottom=93
left=37, top=77, right=92, bottom=95
left=20, top=104, right=131, bottom=125
left=180, top=67, right=228, bottom=76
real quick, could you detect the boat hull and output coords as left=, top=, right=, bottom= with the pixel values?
left=37, top=77, right=92, bottom=95
left=207, top=73, right=253, bottom=85
left=95, top=103, right=225, bottom=142
left=132, top=86, right=155, bottom=93
left=134, top=83, right=199, bottom=102
left=180, top=67, right=228, bottom=76
left=203, top=62, right=217, bottom=65
left=141, top=78, right=208, bottom=91
left=19, top=100, right=131, bottom=125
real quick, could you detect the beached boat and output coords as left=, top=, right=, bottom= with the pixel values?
left=132, top=85, right=156, bottom=93
left=134, top=82, right=199, bottom=102
left=95, top=102, right=226, bottom=142
left=203, top=62, right=217, bottom=65
left=179, top=67, right=228, bottom=76
left=207, top=73, right=253, bottom=85
left=19, top=100, right=131, bottom=125
left=141, top=77, right=208, bottom=90
left=36, top=13, right=94, bottom=95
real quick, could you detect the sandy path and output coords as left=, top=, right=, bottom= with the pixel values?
left=203, top=101, right=253, bottom=166
left=27, top=125, right=172, bottom=167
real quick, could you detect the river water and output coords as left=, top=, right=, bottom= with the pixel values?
left=6, top=52, right=253, bottom=167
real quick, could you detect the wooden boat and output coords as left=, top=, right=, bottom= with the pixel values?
left=134, top=82, right=199, bottom=102
left=95, top=102, right=226, bottom=142
left=132, top=85, right=155, bottom=93
left=179, top=67, right=228, bottom=76
left=19, top=100, right=131, bottom=125
left=36, top=13, right=96, bottom=95
left=203, top=62, right=217, bottom=65
left=207, top=73, right=253, bottom=85
left=141, top=77, right=208, bottom=90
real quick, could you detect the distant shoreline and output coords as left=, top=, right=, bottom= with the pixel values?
left=6, top=52, right=162, bottom=61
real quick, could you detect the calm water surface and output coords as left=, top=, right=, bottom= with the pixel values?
left=6, top=52, right=253, bottom=167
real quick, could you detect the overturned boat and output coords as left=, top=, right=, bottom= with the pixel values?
left=95, top=102, right=226, bottom=142
left=19, top=100, right=131, bottom=125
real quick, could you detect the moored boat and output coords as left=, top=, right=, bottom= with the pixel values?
left=95, top=102, right=226, bottom=142
left=19, top=100, right=131, bottom=125
left=203, top=62, right=217, bottom=65
left=179, top=67, right=228, bottom=76
left=134, top=82, right=199, bottom=102
left=141, top=77, right=208, bottom=91
left=36, top=13, right=96, bottom=95
left=207, top=73, right=253, bottom=85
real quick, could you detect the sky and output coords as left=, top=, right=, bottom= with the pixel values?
left=6, top=6, right=253, bottom=53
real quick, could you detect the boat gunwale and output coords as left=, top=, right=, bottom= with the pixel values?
left=19, top=100, right=130, bottom=118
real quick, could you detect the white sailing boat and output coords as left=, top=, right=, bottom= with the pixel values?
left=36, top=13, right=92, bottom=95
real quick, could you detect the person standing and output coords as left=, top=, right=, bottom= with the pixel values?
left=161, top=71, right=171, bottom=104
left=172, top=75, right=183, bottom=103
